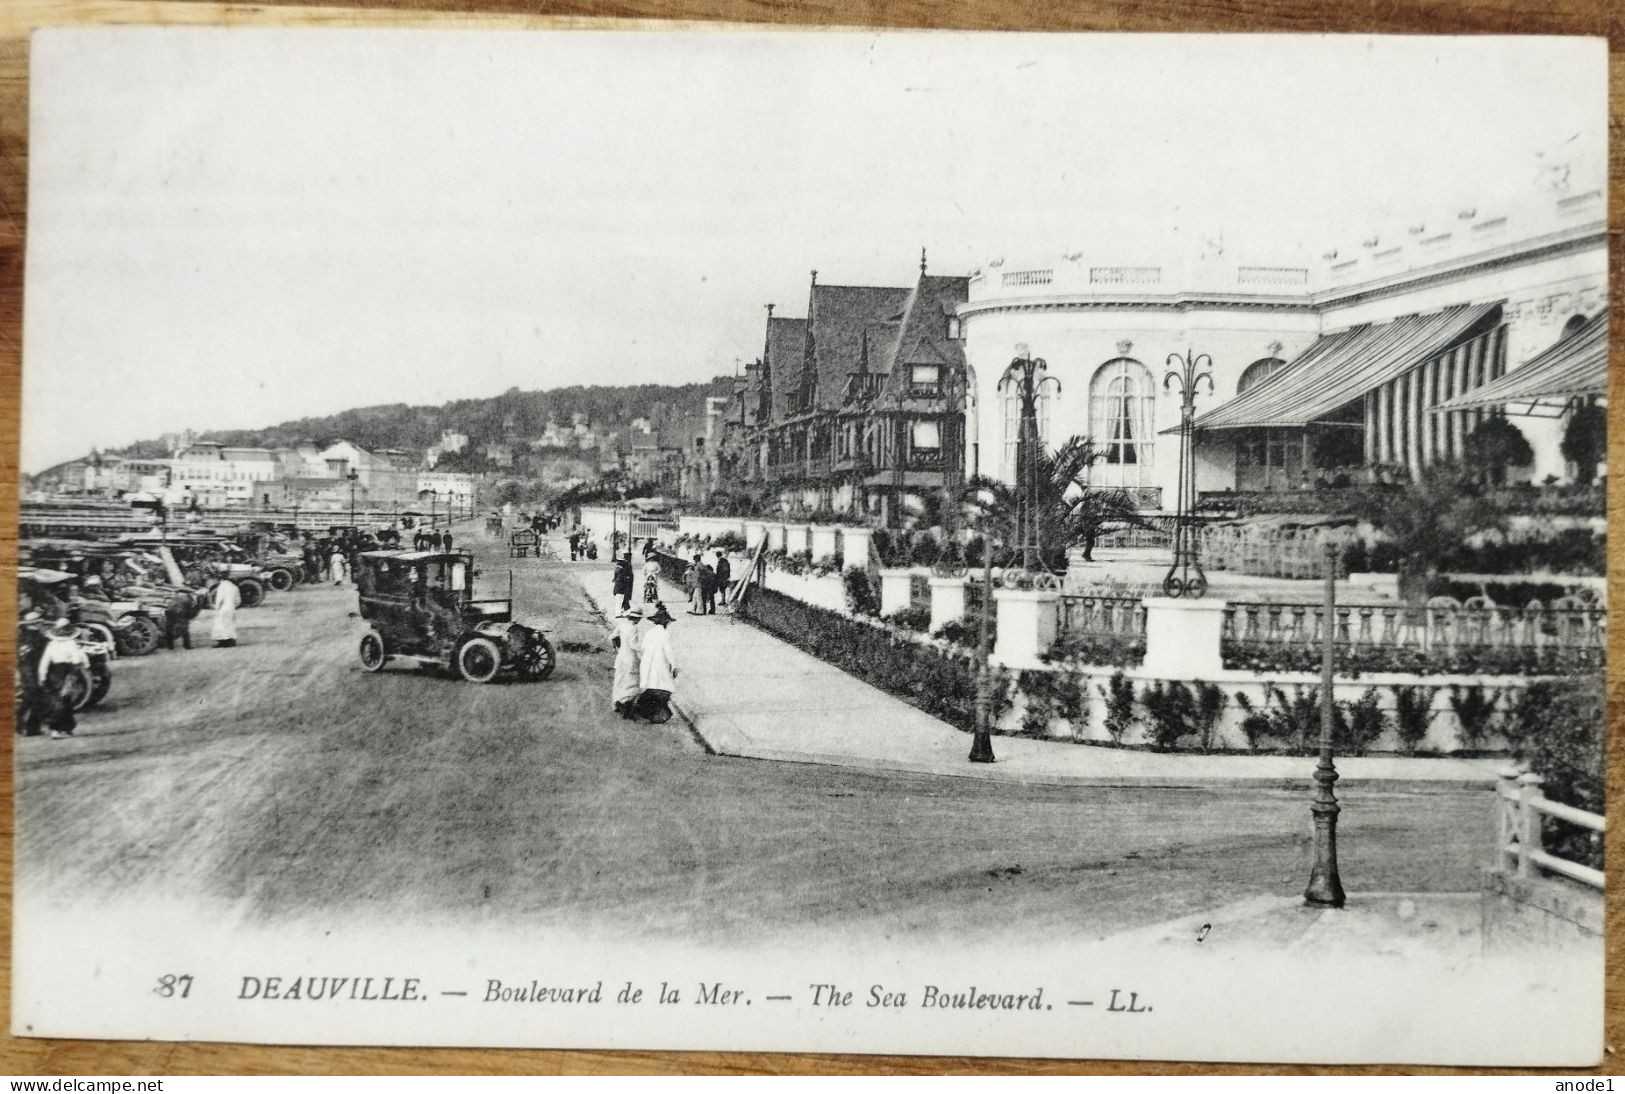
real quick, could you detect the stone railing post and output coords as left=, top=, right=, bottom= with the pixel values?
left=1141, top=597, right=1229, bottom=679
left=766, top=523, right=787, bottom=552
left=994, top=586, right=1061, bottom=669
left=810, top=524, right=840, bottom=562
left=1496, top=767, right=1523, bottom=876
left=841, top=526, right=874, bottom=572
left=928, top=575, right=968, bottom=636
left=1516, top=771, right=1545, bottom=879
left=878, top=568, right=914, bottom=618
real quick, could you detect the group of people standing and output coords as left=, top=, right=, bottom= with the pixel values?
left=411, top=527, right=455, bottom=552
left=609, top=600, right=678, bottom=723
left=683, top=550, right=732, bottom=616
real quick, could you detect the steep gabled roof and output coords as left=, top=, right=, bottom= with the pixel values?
left=877, top=273, right=970, bottom=398
left=763, top=315, right=807, bottom=423
left=803, top=283, right=912, bottom=412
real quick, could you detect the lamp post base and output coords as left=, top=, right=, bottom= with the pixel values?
left=1304, top=787, right=1346, bottom=907
left=969, top=731, right=996, bottom=764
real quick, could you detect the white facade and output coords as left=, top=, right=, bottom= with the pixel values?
left=417, top=471, right=477, bottom=507
left=959, top=186, right=1606, bottom=507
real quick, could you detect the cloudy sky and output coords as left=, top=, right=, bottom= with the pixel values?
left=22, top=28, right=1605, bottom=471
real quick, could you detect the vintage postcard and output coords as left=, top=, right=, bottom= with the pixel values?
left=12, top=27, right=1607, bottom=1064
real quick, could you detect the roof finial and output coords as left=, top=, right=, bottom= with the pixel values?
left=766, top=303, right=775, bottom=318
left=810, top=269, right=818, bottom=285
left=920, top=247, right=927, bottom=275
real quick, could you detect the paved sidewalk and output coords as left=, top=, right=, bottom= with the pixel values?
left=572, top=564, right=1501, bottom=790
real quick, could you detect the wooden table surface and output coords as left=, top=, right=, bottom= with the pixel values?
left=0, top=0, right=1619, bottom=1075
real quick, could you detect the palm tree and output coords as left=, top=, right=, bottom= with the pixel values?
left=962, top=435, right=1150, bottom=570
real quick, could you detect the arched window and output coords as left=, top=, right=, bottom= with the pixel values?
left=1560, top=313, right=1589, bottom=340
left=1237, top=356, right=1287, bottom=395
left=1001, top=386, right=1051, bottom=481
left=1089, top=358, right=1155, bottom=483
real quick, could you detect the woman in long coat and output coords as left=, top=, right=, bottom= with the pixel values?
left=610, top=605, right=644, bottom=719
left=210, top=575, right=241, bottom=648
left=635, top=602, right=678, bottom=723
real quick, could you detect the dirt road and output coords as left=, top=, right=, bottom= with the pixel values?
left=15, top=535, right=1497, bottom=945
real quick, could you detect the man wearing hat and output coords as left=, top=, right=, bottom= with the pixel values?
left=609, top=604, right=644, bottom=719
left=38, top=618, right=89, bottom=738
left=634, top=602, right=679, bottom=723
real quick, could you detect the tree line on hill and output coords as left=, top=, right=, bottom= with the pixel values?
left=113, top=378, right=737, bottom=460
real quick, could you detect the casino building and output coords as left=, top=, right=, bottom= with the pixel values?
left=958, top=181, right=1608, bottom=509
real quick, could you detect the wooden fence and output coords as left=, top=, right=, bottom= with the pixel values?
left=1497, top=769, right=1604, bottom=890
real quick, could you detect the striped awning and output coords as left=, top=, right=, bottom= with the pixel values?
left=1186, top=302, right=1503, bottom=432
left=1430, top=310, right=1608, bottom=415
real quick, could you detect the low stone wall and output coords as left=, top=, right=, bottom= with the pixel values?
left=1481, top=869, right=1603, bottom=955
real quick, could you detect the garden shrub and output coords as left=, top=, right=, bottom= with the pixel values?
left=811, top=553, right=842, bottom=577
left=1233, top=691, right=1273, bottom=751
left=712, top=531, right=747, bottom=552
left=1015, top=668, right=1086, bottom=738
left=1192, top=681, right=1228, bottom=749
left=933, top=614, right=979, bottom=650
left=843, top=567, right=880, bottom=617
left=1140, top=681, right=1196, bottom=752
left=1044, top=632, right=1146, bottom=669
left=1392, top=685, right=1438, bottom=754
left=743, top=586, right=1010, bottom=732
left=1447, top=684, right=1500, bottom=751
left=884, top=604, right=931, bottom=633
left=1339, top=687, right=1387, bottom=756
left=1510, top=675, right=1604, bottom=871
left=1099, top=671, right=1137, bottom=743
left=909, top=535, right=942, bottom=567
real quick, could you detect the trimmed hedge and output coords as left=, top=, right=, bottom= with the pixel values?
left=742, top=586, right=1010, bottom=732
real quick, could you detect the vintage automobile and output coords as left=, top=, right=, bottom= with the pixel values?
left=18, top=552, right=165, bottom=657
left=353, top=550, right=556, bottom=683
left=118, top=535, right=270, bottom=607
left=230, top=531, right=306, bottom=591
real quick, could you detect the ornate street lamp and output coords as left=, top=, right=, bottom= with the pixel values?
left=997, top=348, right=1062, bottom=579
left=1306, top=541, right=1347, bottom=906
left=346, top=468, right=360, bottom=531
left=969, top=505, right=997, bottom=765
left=1162, top=349, right=1213, bottom=598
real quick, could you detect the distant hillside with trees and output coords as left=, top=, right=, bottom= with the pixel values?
left=113, top=377, right=737, bottom=458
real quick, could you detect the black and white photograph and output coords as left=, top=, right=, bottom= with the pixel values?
left=11, top=27, right=1608, bottom=1065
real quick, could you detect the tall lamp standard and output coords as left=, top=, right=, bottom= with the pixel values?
left=1162, top=349, right=1213, bottom=598
left=345, top=468, right=360, bottom=532
left=1305, top=541, right=1347, bottom=906
left=968, top=498, right=997, bottom=765
left=997, top=349, right=1061, bottom=576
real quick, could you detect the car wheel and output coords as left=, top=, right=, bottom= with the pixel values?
left=515, top=635, right=556, bottom=681
left=83, top=622, right=118, bottom=650
left=65, top=665, right=95, bottom=712
left=117, top=615, right=162, bottom=657
left=456, top=636, right=503, bottom=684
left=359, top=631, right=388, bottom=673
left=267, top=568, right=295, bottom=592
left=238, top=578, right=265, bottom=608
left=86, top=665, right=112, bottom=709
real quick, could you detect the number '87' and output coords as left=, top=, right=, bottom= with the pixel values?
left=155, top=974, right=193, bottom=998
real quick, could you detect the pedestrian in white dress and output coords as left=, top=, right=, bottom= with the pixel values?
left=635, top=602, right=678, bottom=723
left=210, top=575, right=241, bottom=648
left=610, top=605, right=644, bottom=719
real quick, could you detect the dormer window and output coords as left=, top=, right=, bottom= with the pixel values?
left=946, top=316, right=962, bottom=340
left=909, top=364, right=941, bottom=397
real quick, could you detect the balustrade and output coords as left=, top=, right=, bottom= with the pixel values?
left=1221, top=596, right=1605, bottom=674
